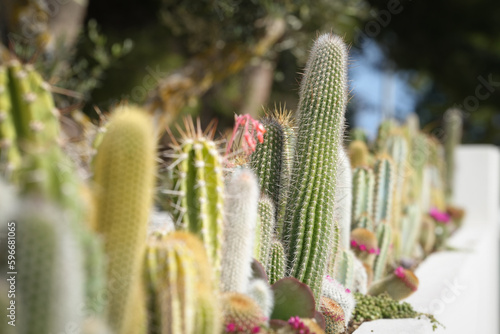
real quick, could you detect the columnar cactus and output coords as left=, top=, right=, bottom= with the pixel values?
left=373, top=223, right=392, bottom=282
left=145, top=231, right=220, bottom=334
left=93, top=106, right=156, bottom=334
left=267, top=238, right=286, bottom=284
left=368, top=267, right=419, bottom=301
left=335, top=249, right=355, bottom=290
left=351, top=167, right=375, bottom=230
left=348, top=140, right=370, bottom=168
left=443, top=108, right=463, bottom=199
left=168, top=118, right=224, bottom=275
left=249, top=110, right=294, bottom=227
left=334, top=148, right=352, bottom=248
left=401, top=204, right=422, bottom=258
left=374, top=119, right=397, bottom=153
left=282, top=33, right=348, bottom=302
left=255, top=196, right=275, bottom=267
left=220, top=169, right=259, bottom=293
left=372, top=156, right=395, bottom=227
left=326, top=221, right=341, bottom=278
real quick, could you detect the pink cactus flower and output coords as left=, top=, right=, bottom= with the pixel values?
left=429, top=207, right=451, bottom=224
left=226, top=323, right=236, bottom=332
left=226, top=114, right=266, bottom=156
left=394, top=266, right=405, bottom=278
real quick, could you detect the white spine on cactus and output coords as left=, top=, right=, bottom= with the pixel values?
left=352, top=256, right=368, bottom=294
left=322, top=275, right=356, bottom=327
left=247, top=279, right=274, bottom=319
left=220, top=169, right=260, bottom=293
left=334, top=148, right=352, bottom=248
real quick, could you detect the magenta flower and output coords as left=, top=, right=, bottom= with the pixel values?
left=429, top=207, right=451, bottom=224
left=394, top=266, right=405, bottom=278
left=226, top=114, right=266, bottom=156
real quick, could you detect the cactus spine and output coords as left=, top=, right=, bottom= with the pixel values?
left=267, top=238, right=286, bottom=284
left=443, top=108, right=462, bottom=199
left=220, top=169, right=259, bottom=293
left=283, top=33, right=348, bottom=302
left=321, top=275, right=356, bottom=327
left=145, top=231, right=220, bottom=334
left=255, top=196, right=275, bottom=267
left=169, top=119, right=224, bottom=275
left=334, top=148, right=352, bottom=248
left=93, top=107, right=156, bottom=334
left=351, top=167, right=375, bottom=230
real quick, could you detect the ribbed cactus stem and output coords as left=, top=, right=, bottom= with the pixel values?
left=93, top=107, right=156, bottom=334
left=220, top=169, right=259, bottom=293
left=334, top=148, right=352, bottom=249
left=443, top=108, right=462, bottom=199
left=373, top=223, right=392, bottom=282
left=267, top=238, right=286, bottom=284
left=348, top=140, right=370, bottom=168
left=401, top=204, right=422, bottom=258
left=248, top=279, right=275, bottom=319
left=283, top=33, right=348, bottom=302
left=255, top=196, right=275, bottom=267
left=169, top=119, right=224, bottom=276
left=374, top=119, right=397, bottom=153
left=351, top=167, right=374, bottom=228
left=326, top=221, right=341, bottom=278
left=372, top=156, right=395, bottom=227
left=335, top=249, right=355, bottom=291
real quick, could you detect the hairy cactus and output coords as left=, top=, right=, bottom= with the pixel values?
left=334, top=148, right=352, bottom=248
left=255, top=196, right=275, bottom=267
left=368, top=267, right=419, bottom=301
left=373, top=223, right=392, bottom=282
left=221, top=169, right=259, bottom=293
left=1, top=198, right=85, bottom=334
left=351, top=167, right=375, bottom=230
left=326, top=222, right=341, bottom=278
left=372, top=156, right=395, bottom=227
left=443, top=108, right=463, bottom=199
left=348, top=140, right=370, bottom=168
left=249, top=109, right=294, bottom=227
left=335, top=249, right=355, bottom=290
left=168, top=118, right=224, bottom=275
left=93, top=106, right=156, bottom=334
left=283, top=33, right=348, bottom=302
left=248, top=279, right=275, bottom=319
left=267, top=238, right=286, bottom=284
left=222, top=293, right=267, bottom=334
left=322, top=275, right=356, bottom=327
left=320, top=297, right=346, bottom=334
left=145, top=231, right=220, bottom=334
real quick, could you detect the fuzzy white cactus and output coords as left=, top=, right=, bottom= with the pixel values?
left=220, top=169, right=260, bottom=293
left=322, top=275, right=356, bottom=327
left=247, top=279, right=275, bottom=319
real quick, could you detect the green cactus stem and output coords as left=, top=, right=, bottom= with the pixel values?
left=334, top=249, right=355, bottom=291
left=368, top=267, right=419, bottom=301
left=267, top=238, right=286, bottom=284
left=168, top=118, right=224, bottom=276
left=351, top=167, right=375, bottom=230
left=93, top=106, right=156, bottom=334
left=255, top=196, right=275, bottom=267
left=372, top=156, right=395, bottom=227
left=282, top=33, right=348, bottom=302
left=348, top=140, right=370, bottom=168
left=373, top=223, right=392, bottom=282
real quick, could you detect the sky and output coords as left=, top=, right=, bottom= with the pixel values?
left=349, top=39, right=419, bottom=139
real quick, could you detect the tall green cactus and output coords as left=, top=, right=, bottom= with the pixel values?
left=401, top=204, right=422, bottom=258
left=145, top=231, right=220, bottom=334
left=335, top=249, right=355, bottom=291
left=282, top=33, right=348, bottom=302
left=168, top=118, right=224, bottom=275
left=255, top=196, right=275, bottom=267
left=373, top=223, right=392, bottom=282
left=372, top=156, right=395, bottom=227
left=335, top=148, right=352, bottom=248
left=443, top=108, right=462, bottom=200
left=267, top=238, right=286, bottom=284
left=93, top=106, right=156, bottom=334
left=220, top=168, right=259, bottom=293
left=351, top=167, right=375, bottom=230
left=249, top=110, right=294, bottom=228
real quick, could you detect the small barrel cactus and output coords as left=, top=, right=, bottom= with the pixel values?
left=368, top=267, right=419, bottom=301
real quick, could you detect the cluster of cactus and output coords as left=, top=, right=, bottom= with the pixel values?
left=0, top=31, right=464, bottom=334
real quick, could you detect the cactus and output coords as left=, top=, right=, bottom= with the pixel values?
left=277, top=316, right=326, bottom=334
left=443, top=108, right=463, bottom=199
left=352, top=257, right=368, bottom=294
left=248, top=279, right=275, bottom=319
left=255, top=196, right=275, bottom=267
left=348, top=140, right=370, bottom=168
left=145, top=231, right=220, bottom=334
left=401, top=204, right=423, bottom=258
left=419, top=215, right=436, bottom=255
left=349, top=128, right=368, bottom=143
left=320, top=297, right=346, bottom=334
left=0, top=64, right=21, bottom=173
left=1, top=198, right=85, bottom=334
left=282, top=33, right=348, bottom=302
left=351, top=167, right=375, bottom=230
left=249, top=109, right=294, bottom=227
left=326, top=222, right=341, bottom=278
left=334, top=148, right=352, bottom=248
left=373, top=223, right=392, bottom=282
left=350, top=228, right=378, bottom=268
left=267, top=238, right=286, bottom=284
left=374, top=119, right=397, bottom=153
left=372, top=156, right=395, bottom=227
left=335, top=249, right=355, bottom=291
left=221, top=168, right=259, bottom=293
left=321, top=275, right=356, bottom=327
left=368, top=267, right=419, bottom=301
left=93, top=106, right=156, bottom=334
left=222, top=293, right=267, bottom=334
left=168, top=118, right=224, bottom=275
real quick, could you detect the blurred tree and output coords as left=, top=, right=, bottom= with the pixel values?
left=361, top=0, right=500, bottom=144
